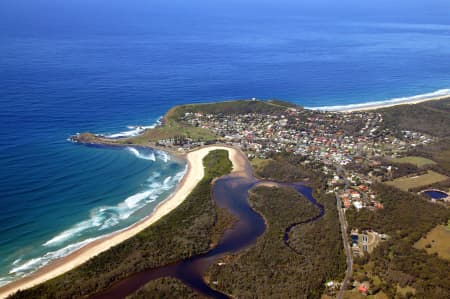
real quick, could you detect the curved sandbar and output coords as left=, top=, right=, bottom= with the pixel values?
left=0, top=145, right=246, bottom=299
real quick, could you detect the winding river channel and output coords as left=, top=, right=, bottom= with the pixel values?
left=91, top=160, right=324, bottom=299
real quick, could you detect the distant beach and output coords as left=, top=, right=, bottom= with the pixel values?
left=0, top=146, right=246, bottom=299
left=308, top=89, right=450, bottom=112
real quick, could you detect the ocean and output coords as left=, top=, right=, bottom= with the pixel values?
left=1, top=0, right=449, bottom=286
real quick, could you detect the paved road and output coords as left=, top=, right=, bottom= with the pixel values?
left=335, top=175, right=353, bottom=299
left=336, top=194, right=353, bottom=299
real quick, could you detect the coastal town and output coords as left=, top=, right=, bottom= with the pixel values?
left=67, top=99, right=450, bottom=299
left=175, top=104, right=441, bottom=203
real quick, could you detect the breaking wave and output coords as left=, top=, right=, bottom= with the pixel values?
left=6, top=165, right=187, bottom=282
left=126, top=147, right=156, bottom=161
left=10, top=237, right=101, bottom=276
left=306, top=88, right=450, bottom=111
left=44, top=169, right=186, bottom=247
left=126, top=147, right=172, bottom=163
left=156, top=150, right=171, bottom=162
left=103, top=117, right=162, bottom=139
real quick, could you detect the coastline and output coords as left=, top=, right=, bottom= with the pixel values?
left=0, top=145, right=245, bottom=299
left=306, top=89, right=450, bottom=112
left=340, top=95, right=450, bottom=112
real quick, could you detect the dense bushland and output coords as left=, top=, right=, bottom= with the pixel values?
left=347, top=184, right=450, bottom=298
left=10, top=150, right=233, bottom=299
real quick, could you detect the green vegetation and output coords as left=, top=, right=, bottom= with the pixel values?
left=252, top=153, right=329, bottom=192
left=10, top=150, right=233, bottom=299
left=207, top=155, right=345, bottom=299
left=127, top=277, right=204, bottom=299
left=346, top=184, right=450, bottom=298
left=208, top=186, right=345, bottom=299
left=253, top=156, right=308, bottom=182
left=414, top=225, right=450, bottom=261
left=410, top=138, right=450, bottom=174
left=118, top=99, right=298, bottom=146
left=379, top=97, right=450, bottom=137
left=119, top=126, right=217, bottom=144
left=166, top=99, right=296, bottom=123
left=249, top=157, right=272, bottom=175
left=391, top=156, right=436, bottom=168
left=385, top=170, right=448, bottom=191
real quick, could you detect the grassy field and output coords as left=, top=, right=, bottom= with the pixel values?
left=391, top=156, right=436, bottom=168
left=414, top=225, right=450, bottom=261
left=119, top=126, right=217, bottom=145
left=119, top=99, right=298, bottom=146
left=385, top=170, right=449, bottom=191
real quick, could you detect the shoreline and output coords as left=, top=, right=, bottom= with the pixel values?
left=0, top=145, right=246, bottom=299
left=340, top=95, right=450, bottom=112
left=308, top=93, right=450, bottom=112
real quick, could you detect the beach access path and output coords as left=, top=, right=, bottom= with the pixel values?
left=0, top=145, right=246, bottom=299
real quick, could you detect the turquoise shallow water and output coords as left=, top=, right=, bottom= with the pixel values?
left=0, top=0, right=450, bottom=286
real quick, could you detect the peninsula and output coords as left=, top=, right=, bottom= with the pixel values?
left=4, top=97, right=450, bottom=299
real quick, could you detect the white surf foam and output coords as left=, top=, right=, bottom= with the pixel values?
left=0, top=277, right=12, bottom=287
left=126, top=147, right=156, bottom=161
left=6, top=165, right=187, bottom=285
left=43, top=167, right=187, bottom=248
left=306, top=88, right=450, bottom=111
left=102, top=117, right=162, bottom=139
left=156, top=150, right=171, bottom=162
left=10, top=237, right=101, bottom=276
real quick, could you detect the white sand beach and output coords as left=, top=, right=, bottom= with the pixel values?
left=0, top=145, right=245, bottom=299
left=340, top=95, right=450, bottom=112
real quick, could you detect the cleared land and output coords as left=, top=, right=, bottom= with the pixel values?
left=391, top=156, right=436, bottom=168
left=118, top=99, right=299, bottom=146
left=414, top=225, right=450, bottom=261
left=120, top=126, right=217, bottom=144
left=386, top=170, right=448, bottom=191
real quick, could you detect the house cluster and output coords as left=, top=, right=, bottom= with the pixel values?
left=338, top=186, right=383, bottom=211
left=180, top=108, right=431, bottom=167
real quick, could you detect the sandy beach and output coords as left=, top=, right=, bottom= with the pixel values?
left=339, top=95, right=450, bottom=112
left=0, top=145, right=245, bottom=299
left=307, top=90, right=450, bottom=113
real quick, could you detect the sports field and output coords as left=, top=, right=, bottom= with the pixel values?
left=386, top=170, right=448, bottom=191
left=391, top=156, right=436, bottom=168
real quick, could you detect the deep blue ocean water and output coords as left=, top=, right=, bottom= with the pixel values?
left=1, top=0, right=450, bottom=285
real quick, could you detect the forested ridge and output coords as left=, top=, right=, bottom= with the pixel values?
left=207, top=155, right=345, bottom=298
left=347, top=184, right=450, bottom=298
